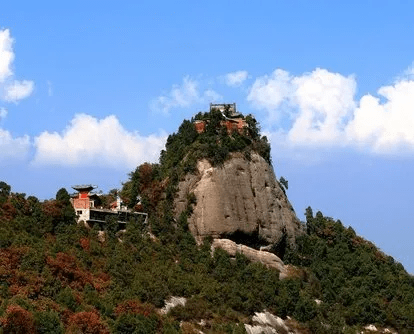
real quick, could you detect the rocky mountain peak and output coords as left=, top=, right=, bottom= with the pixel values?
left=175, top=151, right=303, bottom=246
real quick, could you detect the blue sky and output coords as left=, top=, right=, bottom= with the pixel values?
left=1, top=1, right=414, bottom=272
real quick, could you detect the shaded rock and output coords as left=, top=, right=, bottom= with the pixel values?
left=175, top=152, right=302, bottom=245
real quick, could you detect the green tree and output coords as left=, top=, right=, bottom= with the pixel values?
left=279, top=176, right=288, bottom=190
left=113, top=313, right=159, bottom=334
left=105, top=215, right=119, bottom=240
left=0, top=181, right=11, bottom=204
left=35, top=310, right=64, bottom=334
left=55, top=188, right=70, bottom=202
left=245, top=114, right=260, bottom=139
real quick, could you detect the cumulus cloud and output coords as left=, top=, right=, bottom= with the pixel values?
left=248, top=66, right=414, bottom=155
left=0, top=29, right=34, bottom=103
left=247, top=69, right=293, bottom=120
left=33, top=114, right=167, bottom=169
left=346, top=80, right=414, bottom=154
left=151, top=76, right=222, bottom=114
left=1, top=109, right=168, bottom=167
left=288, top=69, right=356, bottom=145
left=224, top=70, right=249, bottom=86
left=0, top=106, right=30, bottom=162
left=0, top=128, right=30, bottom=162
left=248, top=68, right=356, bottom=145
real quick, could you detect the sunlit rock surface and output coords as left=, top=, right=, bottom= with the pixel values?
left=211, top=238, right=289, bottom=279
left=175, top=152, right=302, bottom=245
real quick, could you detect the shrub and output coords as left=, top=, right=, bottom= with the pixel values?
left=113, top=313, right=159, bottom=334
left=56, top=287, right=78, bottom=312
left=67, top=311, right=110, bottom=334
left=114, top=299, right=155, bottom=317
left=2, top=304, right=35, bottom=334
left=0, top=227, right=12, bottom=248
left=34, top=310, right=64, bottom=334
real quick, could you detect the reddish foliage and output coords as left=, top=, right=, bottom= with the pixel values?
left=74, top=291, right=83, bottom=305
left=60, top=308, right=74, bottom=327
left=284, top=265, right=306, bottom=280
left=134, top=203, right=143, bottom=212
left=79, top=237, right=90, bottom=252
left=92, top=272, right=111, bottom=291
left=0, top=201, right=17, bottom=221
left=46, top=252, right=93, bottom=290
left=2, top=305, right=36, bottom=334
left=138, top=163, right=154, bottom=189
left=67, top=311, right=109, bottom=334
left=375, top=250, right=386, bottom=262
left=41, top=200, right=64, bottom=219
left=0, top=247, right=28, bottom=271
left=8, top=271, right=44, bottom=298
left=0, top=248, right=45, bottom=298
left=148, top=181, right=164, bottom=208
left=135, top=163, right=166, bottom=211
left=46, top=252, right=109, bottom=292
left=114, top=299, right=155, bottom=317
left=352, top=236, right=375, bottom=250
left=96, top=272, right=110, bottom=282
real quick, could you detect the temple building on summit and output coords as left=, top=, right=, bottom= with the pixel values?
left=70, top=184, right=147, bottom=227
left=193, top=103, right=248, bottom=134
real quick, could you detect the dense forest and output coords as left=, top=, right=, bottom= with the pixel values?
left=0, top=109, right=413, bottom=333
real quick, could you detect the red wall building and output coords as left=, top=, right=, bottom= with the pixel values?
left=71, top=185, right=96, bottom=211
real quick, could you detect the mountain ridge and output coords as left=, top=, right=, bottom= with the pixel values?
left=0, top=107, right=414, bottom=333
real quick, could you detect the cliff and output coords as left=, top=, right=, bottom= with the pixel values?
left=175, top=151, right=303, bottom=246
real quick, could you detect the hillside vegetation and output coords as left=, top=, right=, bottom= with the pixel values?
left=0, top=110, right=413, bottom=333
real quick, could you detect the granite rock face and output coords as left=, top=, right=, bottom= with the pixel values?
left=175, top=152, right=302, bottom=245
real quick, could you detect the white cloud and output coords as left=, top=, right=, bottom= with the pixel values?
left=0, top=29, right=34, bottom=103
left=0, top=30, right=33, bottom=162
left=346, top=80, right=414, bottom=153
left=400, top=62, right=414, bottom=80
left=248, top=66, right=414, bottom=155
left=0, top=107, right=7, bottom=120
left=248, top=68, right=356, bottom=144
left=288, top=69, right=356, bottom=145
left=247, top=69, right=293, bottom=120
left=151, top=76, right=222, bottom=114
left=0, top=29, right=14, bottom=82
left=204, top=89, right=222, bottom=102
left=0, top=128, right=30, bottom=162
left=151, top=76, right=199, bottom=114
left=33, top=114, right=167, bottom=169
left=224, top=70, right=248, bottom=86
left=3, top=80, right=34, bottom=102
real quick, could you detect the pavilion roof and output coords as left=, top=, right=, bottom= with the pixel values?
left=72, top=184, right=97, bottom=192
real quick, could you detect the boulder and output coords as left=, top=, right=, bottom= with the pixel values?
left=211, top=239, right=288, bottom=279
left=175, top=152, right=303, bottom=245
